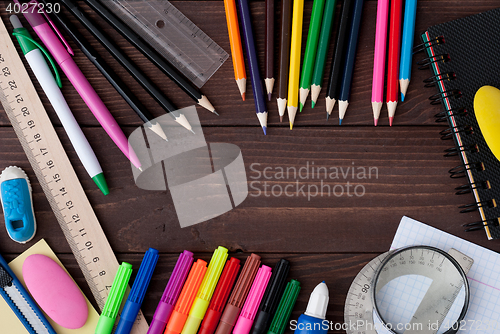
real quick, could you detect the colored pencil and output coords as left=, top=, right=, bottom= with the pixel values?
left=83, top=0, right=217, bottom=114
left=325, top=0, right=354, bottom=118
left=224, top=0, right=247, bottom=101
left=298, top=0, right=325, bottom=111
left=277, top=0, right=293, bottom=121
left=338, top=0, right=364, bottom=123
left=265, top=0, right=275, bottom=100
left=287, top=0, right=305, bottom=129
left=237, top=0, right=268, bottom=134
left=399, top=0, right=417, bottom=101
left=386, top=0, right=402, bottom=126
left=371, top=0, right=390, bottom=126
left=310, top=0, right=337, bottom=108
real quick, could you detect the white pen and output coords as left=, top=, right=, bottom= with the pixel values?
left=10, top=15, right=109, bottom=195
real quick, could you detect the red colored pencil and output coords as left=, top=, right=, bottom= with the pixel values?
left=386, top=0, right=402, bottom=126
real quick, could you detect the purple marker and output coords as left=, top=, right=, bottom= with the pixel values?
left=148, top=250, right=194, bottom=334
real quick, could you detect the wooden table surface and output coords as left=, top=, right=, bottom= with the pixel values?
left=1, top=0, right=500, bottom=332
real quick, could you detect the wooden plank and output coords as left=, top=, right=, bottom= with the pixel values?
left=1, top=126, right=497, bottom=255
left=1, top=1, right=499, bottom=127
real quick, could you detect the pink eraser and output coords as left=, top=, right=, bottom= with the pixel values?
left=23, top=254, right=88, bottom=329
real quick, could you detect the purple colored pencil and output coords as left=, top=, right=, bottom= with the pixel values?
left=237, top=0, right=268, bottom=135
left=148, top=250, right=194, bottom=334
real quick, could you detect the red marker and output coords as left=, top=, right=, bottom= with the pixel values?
left=199, top=258, right=241, bottom=334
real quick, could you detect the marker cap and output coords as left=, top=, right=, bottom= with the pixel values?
left=304, top=282, right=329, bottom=320
left=115, top=248, right=159, bottom=334
left=95, top=262, right=132, bottom=334
left=267, top=280, right=301, bottom=334
left=199, top=257, right=241, bottom=334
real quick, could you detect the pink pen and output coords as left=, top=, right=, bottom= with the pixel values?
left=233, top=265, right=272, bottom=334
left=17, top=0, right=141, bottom=169
left=371, top=0, right=389, bottom=126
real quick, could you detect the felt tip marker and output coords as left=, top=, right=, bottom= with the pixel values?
left=251, top=259, right=290, bottom=334
left=181, top=246, right=229, bottom=334
left=216, top=253, right=262, bottom=334
left=165, top=259, right=208, bottom=334
left=115, top=248, right=159, bottom=334
left=233, top=265, right=273, bottom=334
left=267, top=279, right=301, bottom=334
left=148, top=251, right=194, bottom=334
left=95, top=262, right=133, bottom=334
left=199, top=257, right=241, bottom=334
left=293, top=282, right=329, bottom=334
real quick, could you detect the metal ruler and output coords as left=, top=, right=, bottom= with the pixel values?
left=0, top=17, right=148, bottom=333
left=102, top=0, right=228, bottom=88
left=344, top=246, right=473, bottom=334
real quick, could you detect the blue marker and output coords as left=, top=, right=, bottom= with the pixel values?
left=115, top=248, right=160, bottom=334
left=294, top=282, right=329, bottom=334
left=399, top=0, right=418, bottom=101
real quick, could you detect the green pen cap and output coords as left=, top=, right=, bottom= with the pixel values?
left=95, top=262, right=133, bottom=334
left=92, top=173, right=109, bottom=195
left=12, top=26, right=37, bottom=55
left=267, top=279, right=301, bottom=334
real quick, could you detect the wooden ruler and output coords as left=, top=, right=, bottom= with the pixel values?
left=0, top=17, right=148, bottom=333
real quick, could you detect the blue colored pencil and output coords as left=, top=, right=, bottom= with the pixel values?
left=399, top=0, right=417, bottom=101
left=237, top=0, right=268, bottom=135
left=338, top=0, right=364, bottom=124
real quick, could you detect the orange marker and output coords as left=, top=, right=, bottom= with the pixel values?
left=223, top=0, right=247, bottom=100
left=165, top=259, right=208, bottom=334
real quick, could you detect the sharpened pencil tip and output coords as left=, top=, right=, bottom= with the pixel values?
left=262, top=126, right=267, bottom=135
left=242, top=93, right=246, bottom=101
left=326, top=112, right=330, bottom=120
left=299, top=103, right=303, bottom=112
left=401, top=92, right=405, bottom=102
left=339, top=118, right=342, bottom=125
left=138, top=167, right=143, bottom=172
left=389, top=116, right=393, bottom=126
left=311, top=101, right=315, bottom=108
left=374, top=118, right=378, bottom=126
left=268, top=93, right=272, bottom=101
left=213, top=110, right=219, bottom=116
left=190, top=129, right=196, bottom=134
left=289, top=122, right=293, bottom=130
left=280, top=115, right=283, bottom=122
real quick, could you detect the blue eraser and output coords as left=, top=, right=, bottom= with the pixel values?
left=0, top=166, right=36, bottom=243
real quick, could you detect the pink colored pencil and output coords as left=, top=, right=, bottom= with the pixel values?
left=371, top=0, right=390, bottom=126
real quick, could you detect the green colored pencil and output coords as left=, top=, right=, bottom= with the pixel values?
left=298, top=0, right=326, bottom=112
left=310, top=0, right=337, bottom=108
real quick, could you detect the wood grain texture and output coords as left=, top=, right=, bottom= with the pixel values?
left=1, top=1, right=500, bottom=331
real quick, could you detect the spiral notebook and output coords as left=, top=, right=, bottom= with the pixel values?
left=420, top=8, right=500, bottom=240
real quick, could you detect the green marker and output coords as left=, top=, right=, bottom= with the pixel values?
left=298, top=0, right=326, bottom=112
left=310, top=0, right=338, bottom=108
left=95, top=262, right=133, bottom=334
left=267, top=279, right=301, bottom=334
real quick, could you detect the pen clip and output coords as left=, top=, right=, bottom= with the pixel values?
left=29, top=0, right=74, bottom=56
left=12, top=32, right=63, bottom=88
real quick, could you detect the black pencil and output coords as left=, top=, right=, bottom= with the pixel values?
left=325, top=0, right=354, bottom=119
left=57, top=0, right=194, bottom=133
left=39, top=0, right=168, bottom=140
left=83, top=0, right=217, bottom=114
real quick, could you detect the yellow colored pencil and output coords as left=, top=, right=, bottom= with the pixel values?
left=287, top=0, right=305, bottom=129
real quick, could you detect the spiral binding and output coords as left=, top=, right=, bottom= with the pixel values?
left=418, top=34, right=498, bottom=235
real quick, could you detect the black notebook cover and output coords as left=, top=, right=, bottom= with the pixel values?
left=421, top=7, right=500, bottom=240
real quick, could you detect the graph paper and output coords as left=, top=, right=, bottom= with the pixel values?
left=384, top=216, right=500, bottom=333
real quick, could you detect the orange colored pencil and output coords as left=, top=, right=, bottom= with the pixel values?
left=224, top=0, right=247, bottom=100
left=165, top=259, right=208, bottom=334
